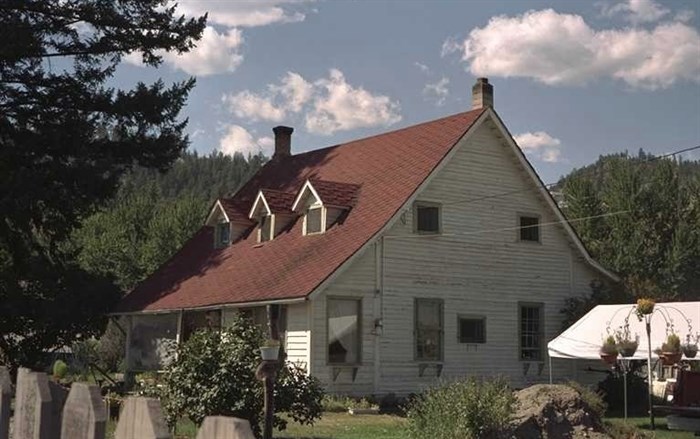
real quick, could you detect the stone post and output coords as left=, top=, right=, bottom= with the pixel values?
left=195, top=416, right=255, bottom=439
left=114, top=397, right=170, bottom=439
left=13, top=368, right=52, bottom=439
left=60, top=383, right=107, bottom=439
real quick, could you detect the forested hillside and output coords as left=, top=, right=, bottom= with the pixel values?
left=74, top=151, right=266, bottom=291
left=558, top=150, right=700, bottom=324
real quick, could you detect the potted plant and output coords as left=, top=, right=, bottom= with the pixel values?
left=600, top=335, right=618, bottom=365
left=635, top=298, right=655, bottom=319
left=614, top=328, right=639, bottom=358
left=260, top=339, right=280, bottom=361
left=659, top=333, right=682, bottom=365
left=682, top=334, right=698, bottom=359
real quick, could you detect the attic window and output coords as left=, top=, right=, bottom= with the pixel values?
left=414, top=202, right=441, bottom=234
left=259, top=215, right=273, bottom=243
left=304, top=207, right=324, bottom=235
left=215, top=222, right=230, bottom=247
left=519, top=215, right=540, bottom=242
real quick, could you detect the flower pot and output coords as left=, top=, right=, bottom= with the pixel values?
left=618, top=345, right=638, bottom=358
left=660, top=351, right=682, bottom=365
left=260, top=345, right=280, bottom=361
left=600, top=352, right=618, bottom=365
left=682, top=345, right=698, bottom=358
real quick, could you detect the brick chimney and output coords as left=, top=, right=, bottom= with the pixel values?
left=472, top=77, right=493, bottom=109
left=272, top=126, right=293, bottom=159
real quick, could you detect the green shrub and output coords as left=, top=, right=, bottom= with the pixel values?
left=321, top=394, right=354, bottom=412
left=405, top=377, right=516, bottom=439
left=52, top=359, right=68, bottom=380
left=158, top=313, right=323, bottom=438
left=566, top=381, right=607, bottom=419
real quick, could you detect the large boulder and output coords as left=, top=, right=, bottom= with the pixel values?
left=512, top=384, right=611, bottom=439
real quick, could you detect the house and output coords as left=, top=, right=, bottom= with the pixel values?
left=115, top=78, right=617, bottom=395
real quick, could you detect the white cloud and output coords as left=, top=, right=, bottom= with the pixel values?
left=450, top=9, right=700, bottom=89
left=222, top=71, right=312, bottom=122
left=125, top=26, right=243, bottom=76
left=223, top=90, right=286, bottom=122
left=175, top=0, right=312, bottom=28
left=269, top=72, right=314, bottom=112
left=223, top=70, right=402, bottom=135
left=423, top=77, right=450, bottom=106
left=514, top=131, right=563, bottom=163
left=219, top=125, right=272, bottom=156
left=601, top=0, right=669, bottom=23
left=674, top=9, right=695, bottom=23
left=414, top=62, right=430, bottom=74
left=305, top=69, right=402, bottom=135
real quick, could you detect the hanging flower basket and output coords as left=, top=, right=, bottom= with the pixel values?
left=660, top=352, right=682, bottom=365
left=682, top=343, right=698, bottom=359
left=600, top=352, right=618, bottom=365
left=636, top=298, right=655, bottom=317
left=617, top=340, right=639, bottom=358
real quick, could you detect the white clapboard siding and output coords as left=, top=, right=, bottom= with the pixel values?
left=310, top=117, right=607, bottom=395
left=285, top=302, right=311, bottom=370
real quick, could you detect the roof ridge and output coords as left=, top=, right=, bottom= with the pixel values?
left=290, top=109, right=485, bottom=159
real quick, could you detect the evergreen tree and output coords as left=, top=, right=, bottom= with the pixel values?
left=0, top=1, right=206, bottom=368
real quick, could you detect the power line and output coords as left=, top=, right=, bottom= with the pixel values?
left=440, top=144, right=700, bottom=209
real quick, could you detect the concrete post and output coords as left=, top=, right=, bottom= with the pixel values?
left=114, top=397, right=170, bottom=439
left=196, top=416, right=255, bottom=439
left=0, top=366, right=12, bottom=439
left=60, top=383, right=107, bottom=439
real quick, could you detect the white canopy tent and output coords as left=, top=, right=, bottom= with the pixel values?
left=548, top=302, right=700, bottom=362
left=547, top=301, right=700, bottom=423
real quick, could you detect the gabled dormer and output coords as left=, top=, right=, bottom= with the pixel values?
left=292, top=179, right=359, bottom=235
left=249, top=189, right=296, bottom=243
left=205, top=199, right=253, bottom=248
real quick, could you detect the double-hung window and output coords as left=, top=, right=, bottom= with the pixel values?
left=327, top=298, right=361, bottom=364
left=519, top=303, right=544, bottom=361
left=259, top=215, right=273, bottom=242
left=216, top=222, right=230, bottom=247
left=415, top=299, right=443, bottom=361
left=305, top=207, right=324, bottom=235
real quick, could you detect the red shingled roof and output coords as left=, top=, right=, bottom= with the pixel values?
left=308, top=179, right=360, bottom=208
left=259, top=189, right=296, bottom=214
left=117, top=109, right=485, bottom=312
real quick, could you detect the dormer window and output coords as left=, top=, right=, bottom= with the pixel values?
left=292, top=179, right=359, bottom=236
left=216, top=222, right=230, bottom=247
left=258, top=215, right=273, bottom=243
left=304, top=206, right=324, bottom=235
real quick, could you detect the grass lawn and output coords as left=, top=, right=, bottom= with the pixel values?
left=605, top=416, right=697, bottom=439
left=276, top=412, right=407, bottom=439
left=106, top=412, right=699, bottom=438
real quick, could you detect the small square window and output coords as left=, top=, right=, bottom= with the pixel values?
left=415, top=203, right=441, bottom=234
left=519, top=216, right=540, bottom=242
left=305, top=207, right=323, bottom=235
left=458, top=317, right=486, bottom=344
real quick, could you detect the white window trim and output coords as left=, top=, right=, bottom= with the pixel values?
left=413, top=201, right=442, bottom=235
left=257, top=214, right=275, bottom=243
left=303, top=205, right=326, bottom=236
left=214, top=222, right=231, bottom=248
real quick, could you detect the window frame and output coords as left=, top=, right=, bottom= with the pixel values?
left=258, top=214, right=275, bottom=243
left=303, top=205, right=326, bottom=235
left=413, top=201, right=442, bottom=235
left=518, top=302, right=544, bottom=361
left=457, top=315, right=487, bottom=344
left=414, top=298, right=444, bottom=362
left=215, top=222, right=231, bottom=248
left=517, top=213, right=541, bottom=243
left=326, top=296, right=362, bottom=366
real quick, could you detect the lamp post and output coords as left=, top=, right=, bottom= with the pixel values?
left=256, top=304, right=282, bottom=439
left=644, top=314, right=655, bottom=430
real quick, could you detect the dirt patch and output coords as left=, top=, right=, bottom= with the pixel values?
left=512, top=384, right=611, bottom=439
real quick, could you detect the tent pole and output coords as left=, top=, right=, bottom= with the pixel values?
left=548, top=355, right=553, bottom=384
left=646, top=317, right=655, bottom=430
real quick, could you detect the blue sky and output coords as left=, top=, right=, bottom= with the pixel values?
left=118, top=0, right=700, bottom=183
